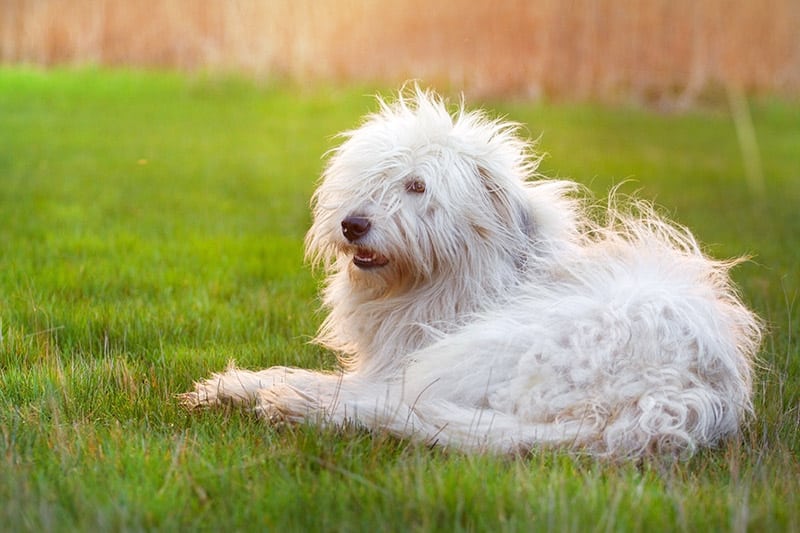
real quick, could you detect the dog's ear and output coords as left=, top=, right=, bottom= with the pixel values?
left=477, top=166, right=535, bottom=241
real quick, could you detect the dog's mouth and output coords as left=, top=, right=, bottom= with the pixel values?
left=352, top=248, right=389, bottom=269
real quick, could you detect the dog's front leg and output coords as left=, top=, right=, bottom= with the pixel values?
left=179, top=363, right=339, bottom=409
left=254, top=371, right=373, bottom=425
left=255, top=374, right=414, bottom=432
left=182, top=366, right=411, bottom=433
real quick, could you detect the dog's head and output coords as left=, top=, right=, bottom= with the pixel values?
left=306, top=85, right=577, bottom=292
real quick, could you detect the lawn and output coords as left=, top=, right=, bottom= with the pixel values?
left=0, top=69, right=798, bottom=531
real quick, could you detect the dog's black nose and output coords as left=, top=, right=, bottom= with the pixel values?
left=341, top=216, right=371, bottom=242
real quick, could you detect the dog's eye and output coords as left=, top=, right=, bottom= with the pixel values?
left=405, top=179, right=426, bottom=194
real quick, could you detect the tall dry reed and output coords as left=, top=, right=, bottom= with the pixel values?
left=1, top=0, right=798, bottom=101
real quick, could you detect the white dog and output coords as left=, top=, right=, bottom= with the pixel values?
left=181, top=87, right=761, bottom=458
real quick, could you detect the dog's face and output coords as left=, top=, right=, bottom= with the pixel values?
left=305, top=88, right=539, bottom=290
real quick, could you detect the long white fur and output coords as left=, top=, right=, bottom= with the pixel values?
left=181, top=86, right=761, bottom=458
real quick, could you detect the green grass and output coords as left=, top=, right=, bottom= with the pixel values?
left=0, top=68, right=798, bottom=532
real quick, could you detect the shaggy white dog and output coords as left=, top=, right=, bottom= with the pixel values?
left=181, top=87, right=761, bottom=458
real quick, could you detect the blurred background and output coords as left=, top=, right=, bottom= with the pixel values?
left=2, top=0, right=799, bottom=104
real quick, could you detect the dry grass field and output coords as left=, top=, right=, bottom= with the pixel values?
left=2, top=0, right=799, bottom=101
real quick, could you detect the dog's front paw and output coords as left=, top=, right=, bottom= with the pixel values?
left=178, top=390, right=205, bottom=410
left=179, top=369, right=264, bottom=410
left=178, top=376, right=232, bottom=410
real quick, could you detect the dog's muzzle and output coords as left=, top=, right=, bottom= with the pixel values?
left=341, top=215, right=388, bottom=268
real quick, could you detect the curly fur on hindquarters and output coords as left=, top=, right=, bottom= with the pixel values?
left=181, top=85, right=762, bottom=458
